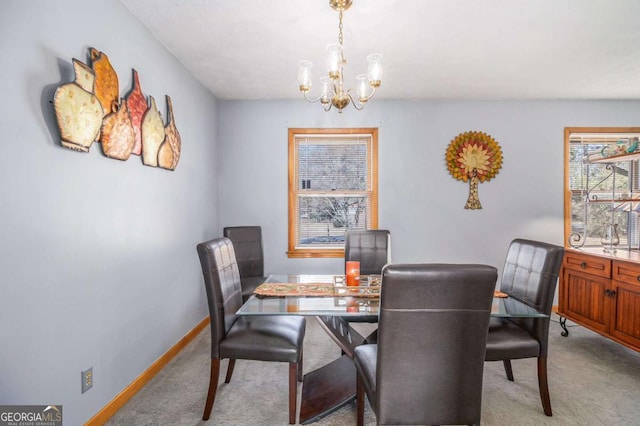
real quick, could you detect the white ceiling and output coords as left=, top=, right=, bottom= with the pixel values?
left=120, top=0, right=640, bottom=101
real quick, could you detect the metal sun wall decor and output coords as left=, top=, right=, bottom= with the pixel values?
left=445, top=131, right=503, bottom=209
left=52, top=47, right=181, bottom=170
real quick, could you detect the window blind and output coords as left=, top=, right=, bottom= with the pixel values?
left=294, top=134, right=373, bottom=249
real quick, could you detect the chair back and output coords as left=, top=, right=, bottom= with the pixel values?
left=500, top=238, right=564, bottom=355
left=344, top=229, right=390, bottom=276
left=197, top=237, right=244, bottom=358
left=376, top=263, right=497, bottom=425
left=223, top=226, right=264, bottom=278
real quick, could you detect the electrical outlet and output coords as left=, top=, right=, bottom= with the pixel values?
left=81, top=367, right=93, bottom=394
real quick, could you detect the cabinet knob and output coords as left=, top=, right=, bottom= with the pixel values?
left=637, top=275, right=640, bottom=282
left=580, top=262, right=587, bottom=269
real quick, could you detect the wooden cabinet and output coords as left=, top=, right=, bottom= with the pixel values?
left=559, top=249, right=640, bottom=352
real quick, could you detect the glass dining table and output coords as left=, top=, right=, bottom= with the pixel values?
left=236, top=274, right=548, bottom=424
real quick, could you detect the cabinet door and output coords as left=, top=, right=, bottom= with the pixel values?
left=609, top=281, right=640, bottom=351
left=610, top=261, right=640, bottom=351
left=562, top=267, right=612, bottom=333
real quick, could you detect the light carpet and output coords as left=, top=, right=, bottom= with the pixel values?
left=105, top=314, right=640, bottom=425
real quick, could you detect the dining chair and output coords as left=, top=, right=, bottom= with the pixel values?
left=222, top=226, right=267, bottom=302
left=343, top=229, right=390, bottom=333
left=354, top=263, right=497, bottom=426
left=485, top=238, right=564, bottom=416
left=197, top=237, right=306, bottom=424
left=344, top=229, right=391, bottom=276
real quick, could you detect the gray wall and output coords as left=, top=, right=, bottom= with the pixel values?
left=218, top=99, right=640, bottom=276
left=0, top=1, right=218, bottom=425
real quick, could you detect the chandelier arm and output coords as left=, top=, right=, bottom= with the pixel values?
left=346, top=85, right=377, bottom=105
left=302, top=90, right=329, bottom=103
left=345, top=92, right=364, bottom=110
left=366, top=85, right=377, bottom=101
left=301, top=89, right=334, bottom=111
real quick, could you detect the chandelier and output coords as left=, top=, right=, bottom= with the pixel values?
left=297, top=0, right=383, bottom=113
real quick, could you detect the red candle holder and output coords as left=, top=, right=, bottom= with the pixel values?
left=286, top=297, right=299, bottom=312
left=346, top=297, right=359, bottom=312
left=346, top=261, right=360, bottom=286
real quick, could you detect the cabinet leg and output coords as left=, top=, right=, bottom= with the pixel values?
left=559, top=316, right=569, bottom=337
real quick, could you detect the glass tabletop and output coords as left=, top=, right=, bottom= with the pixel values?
left=236, top=274, right=548, bottom=318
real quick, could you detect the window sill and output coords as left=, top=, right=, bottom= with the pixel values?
left=287, top=249, right=344, bottom=259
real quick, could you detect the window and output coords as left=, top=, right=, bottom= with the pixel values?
left=288, top=128, right=378, bottom=258
left=565, top=127, right=640, bottom=250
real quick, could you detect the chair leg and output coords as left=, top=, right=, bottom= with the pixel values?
left=537, top=356, right=553, bottom=416
left=503, top=359, right=514, bottom=381
left=356, top=373, right=365, bottom=426
left=202, top=358, right=221, bottom=421
left=224, top=359, right=236, bottom=383
left=288, top=363, right=297, bottom=424
left=298, top=349, right=304, bottom=382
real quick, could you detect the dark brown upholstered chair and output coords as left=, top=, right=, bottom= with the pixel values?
left=197, top=237, right=305, bottom=424
left=485, top=238, right=564, bottom=416
left=354, top=263, right=497, bottom=426
left=223, top=226, right=267, bottom=302
left=343, top=229, right=390, bottom=328
left=344, top=229, right=390, bottom=276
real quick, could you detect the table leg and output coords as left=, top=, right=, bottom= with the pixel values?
left=298, top=316, right=368, bottom=424
left=299, top=355, right=356, bottom=424
left=314, top=315, right=367, bottom=358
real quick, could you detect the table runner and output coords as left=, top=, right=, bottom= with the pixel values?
left=253, top=283, right=381, bottom=298
left=253, top=283, right=508, bottom=299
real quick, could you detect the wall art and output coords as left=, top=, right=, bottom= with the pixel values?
left=445, top=131, right=503, bottom=209
left=141, top=96, right=166, bottom=167
left=124, top=69, right=146, bottom=156
left=100, top=98, right=135, bottom=160
left=53, top=58, right=104, bottom=152
left=89, top=47, right=119, bottom=119
left=158, top=95, right=181, bottom=170
left=52, top=47, right=182, bottom=170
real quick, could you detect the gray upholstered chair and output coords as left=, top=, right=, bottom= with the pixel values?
left=354, top=263, right=497, bottom=426
left=223, top=226, right=267, bottom=302
left=197, top=237, right=305, bottom=424
left=344, top=229, right=390, bottom=276
left=485, top=238, right=564, bottom=416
